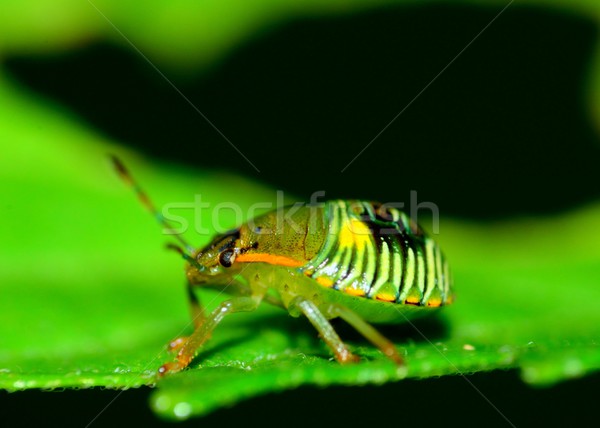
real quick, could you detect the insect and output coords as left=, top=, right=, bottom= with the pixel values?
left=112, top=156, right=454, bottom=375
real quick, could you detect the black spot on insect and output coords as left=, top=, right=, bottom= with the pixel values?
left=219, top=249, right=235, bottom=267
left=375, top=206, right=395, bottom=223
left=240, top=241, right=259, bottom=254
left=283, top=284, right=289, bottom=292
left=370, top=201, right=382, bottom=210
left=211, top=229, right=241, bottom=252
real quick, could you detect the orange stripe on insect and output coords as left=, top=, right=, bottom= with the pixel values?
left=344, top=287, right=366, bottom=297
left=235, top=253, right=305, bottom=267
left=404, top=296, right=421, bottom=306
left=316, top=277, right=334, bottom=288
left=375, top=293, right=396, bottom=302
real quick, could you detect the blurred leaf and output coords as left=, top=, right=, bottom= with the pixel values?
left=3, top=0, right=600, bottom=165
left=0, top=0, right=386, bottom=69
left=1, top=70, right=600, bottom=421
left=1, top=1, right=599, bottom=69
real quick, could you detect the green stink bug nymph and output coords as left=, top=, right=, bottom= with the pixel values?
left=112, top=157, right=454, bottom=375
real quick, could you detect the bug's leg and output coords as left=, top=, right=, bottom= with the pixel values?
left=158, top=296, right=261, bottom=376
left=328, top=304, right=403, bottom=365
left=290, top=297, right=359, bottom=363
left=167, top=281, right=206, bottom=353
left=184, top=280, right=206, bottom=328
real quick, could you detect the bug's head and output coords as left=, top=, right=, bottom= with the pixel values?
left=188, top=229, right=244, bottom=279
left=187, top=209, right=310, bottom=281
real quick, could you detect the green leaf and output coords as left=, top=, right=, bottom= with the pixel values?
left=2, top=70, right=600, bottom=421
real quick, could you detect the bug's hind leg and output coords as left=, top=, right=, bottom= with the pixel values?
left=290, top=297, right=359, bottom=363
left=328, top=304, right=404, bottom=365
left=158, top=296, right=261, bottom=376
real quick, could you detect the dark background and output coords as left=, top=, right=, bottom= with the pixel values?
left=2, top=371, right=599, bottom=427
left=3, top=4, right=598, bottom=427
left=6, top=5, right=600, bottom=219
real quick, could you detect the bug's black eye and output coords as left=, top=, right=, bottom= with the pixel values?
left=219, top=249, right=235, bottom=267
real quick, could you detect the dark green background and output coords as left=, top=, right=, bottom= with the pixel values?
left=3, top=4, right=599, bottom=427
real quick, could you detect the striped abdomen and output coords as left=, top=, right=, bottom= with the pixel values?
left=301, top=200, right=453, bottom=307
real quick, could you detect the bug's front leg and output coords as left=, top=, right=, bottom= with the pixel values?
left=166, top=281, right=206, bottom=353
left=158, top=296, right=261, bottom=376
left=289, top=296, right=359, bottom=363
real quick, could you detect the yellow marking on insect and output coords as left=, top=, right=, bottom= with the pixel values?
left=338, top=218, right=371, bottom=250
left=316, top=276, right=334, bottom=288
left=235, top=253, right=304, bottom=267
left=426, top=287, right=443, bottom=307
left=344, top=287, right=366, bottom=297
left=375, top=293, right=396, bottom=302
left=405, top=297, right=420, bottom=305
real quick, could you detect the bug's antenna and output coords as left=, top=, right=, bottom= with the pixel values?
left=165, top=243, right=205, bottom=271
left=111, top=155, right=195, bottom=254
